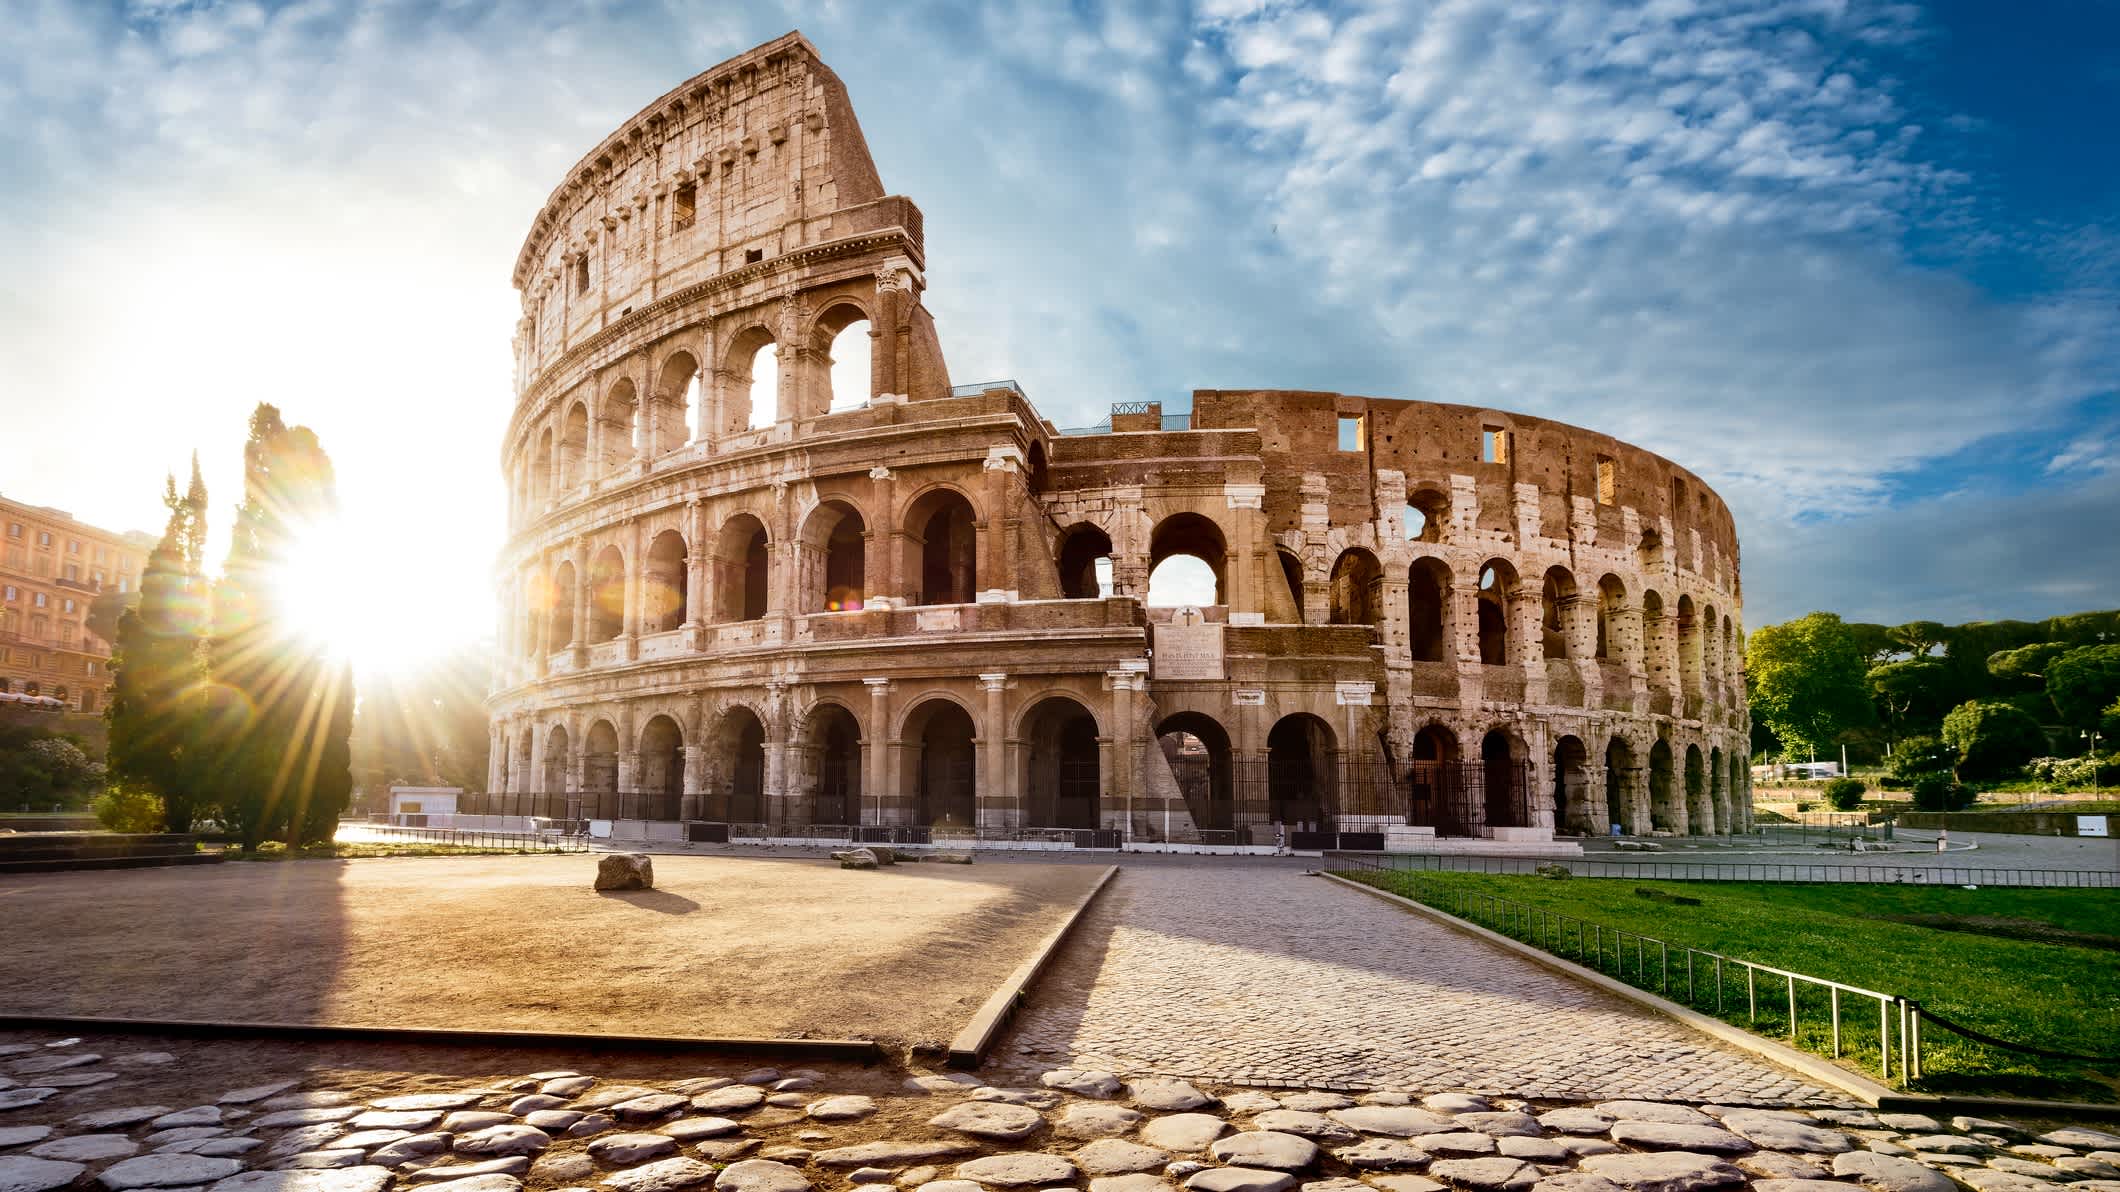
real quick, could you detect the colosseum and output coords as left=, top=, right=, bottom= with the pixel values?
left=486, top=32, right=1752, bottom=850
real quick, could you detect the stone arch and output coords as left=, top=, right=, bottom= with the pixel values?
left=1685, top=742, right=1708, bottom=835
left=599, top=376, right=638, bottom=473
left=1677, top=594, right=1702, bottom=698
left=1595, top=573, right=1627, bottom=660
left=722, top=323, right=780, bottom=433
left=1649, top=737, right=1677, bottom=833
left=1328, top=548, right=1383, bottom=626
left=714, top=512, right=771, bottom=622
left=811, top=299, right=875, bottom=414
left=1274, top=548, right=1306, bottom=623
left=513, top=729, right=533, bottom=794
left=583, top=719, right=620, bottom=799
left=637, top=714, right=685, bottom=815
left=902, top=486, right=978, bottom=606
left=1266, top=712, right=1336, bottom=828
left=1404, top=487, right=1449, bottom=544
left=547, top=560, right=576, bottom=651
left=799, top=499, right=868, bottom=612
left=706, top=705, right=768, bottom=824
left=643, top=530, right=688, bottom=633
left=901, top=697, right=977, bottom=829
left=1605, top=735, right=1637, bottom=834
left=797, top=700, right=863, bottom=827
left=1021, top=695, right=1102, bottom=830
left=1406, top=556, right=1451, bottom=661
left=1541, top=566, right=1578, bottom=660
left=532, top=427, right=553, bottom=506
left=651, top=350, right=699, bottom=455
left=1056, top=522, right=1114, bottom=600
left=1552, top=734, right=1589, bottom=834
left=1481, top=727, right=1530, bottom=829
left=1148, top=512, right=1228, bottom=607
left=1409, top=721, right=1463, bottom=833
left=558, top=401, right=589, bottom=489
left=1156, top=711, right=1232, bottom=833
left=1475, top=558, right=1517, bottom=665
left=543, top=723, right=571, bottom=794
left=1710, top=745, right=1726, bottom=836
left=588, top=545, right=626, bottom=641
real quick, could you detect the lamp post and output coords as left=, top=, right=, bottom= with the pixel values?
left=2087, top=730, right=2103, bottom=795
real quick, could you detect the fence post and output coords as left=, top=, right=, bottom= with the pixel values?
left=1830, top=986, right=1841, bottom=1057
left=1787, top=973, right=1797, bottom=1040
left=1747, top=965, right=1757, bottom=1023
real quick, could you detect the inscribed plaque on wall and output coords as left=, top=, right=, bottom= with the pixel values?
left=1153, top=606, right=1225, bottom=681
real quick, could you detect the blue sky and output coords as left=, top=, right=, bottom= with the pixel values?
left=1, top=0, right=2115, bottom=651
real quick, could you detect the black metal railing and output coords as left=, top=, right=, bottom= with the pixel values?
left=1329, top=850, right=2120, bottom=888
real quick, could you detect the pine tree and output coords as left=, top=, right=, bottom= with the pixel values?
left=205, top=405, right=355, bottom=850
left=105, top=465, right=209, bottom=829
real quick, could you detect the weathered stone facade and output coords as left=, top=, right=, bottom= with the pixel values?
left=488, top=32, right=1751, bottom=844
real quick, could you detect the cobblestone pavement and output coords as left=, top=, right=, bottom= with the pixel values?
left=992, top=862, right=1845, bottom=1105
left=5, top=1032, right=2117, bottom=1192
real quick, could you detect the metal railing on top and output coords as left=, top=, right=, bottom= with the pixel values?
left=949, top=379, right=1026, bottom=398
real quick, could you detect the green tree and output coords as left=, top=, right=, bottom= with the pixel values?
left=105, top=463, right=210, bottom=830
left=1987, top=641, right=2070, bottom=687
left=1910, top=771, right=1975, bottom=812
left=1821, top=777, right=1866, bottom=811
left=1745, top=612, right=1873, bottom=760
left=204, top=405, right=355, bottom=850
left=1866, top=657, right=1955, bottom=746
left=2047, top=645, right=2120, bottom=731
left=1889, top=735, right=1955, bottom=781
left=1939, top=700, right=2048, bottom=782
left=1889, top=620, right=1951, bottom=657
left=1844, top=622, right=1900, bottom=667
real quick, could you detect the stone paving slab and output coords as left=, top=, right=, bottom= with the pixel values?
left=992, top=863, right=1842, bottom=1104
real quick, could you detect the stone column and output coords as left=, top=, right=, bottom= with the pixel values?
left=978, top=452, right=1016, bottom=600
left=1511, top=587, right=1546, bottom=704
left=763, top=682, right=791, bottom=831
left=570, top=537, right=591, bottom=657
left=865, top=678, right=894, bottom=825
left=1580, top=763, right=1608, bottom=837
left=866, top=466, right=897, bottom=606
left=684, top=499, right=706, bottom=632
left=1109, top=666, right=1138, bottom=835
left=1623, top=752, right=1651, bottom=835
left=1224, top=482, right=1265, bottom=624
left=978, top=674, right=1008, bottom=830
left=873, top=263, right=906, bottom=397
left=617, top=751, right=639, bottom=798
left=487, top=722, right=505, bottom=795
left=681, top=745, right=705, bottom=821
left=623, top=518, right=643, bottom=659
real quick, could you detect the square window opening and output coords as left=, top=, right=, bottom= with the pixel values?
left=1596, top=456, right=1616, bottom=505
left=1481, top=427, right=1511, bottom=464
left=1337, top=415, right=1365, bottom=452
left=673, top=182, right=696, bottom=231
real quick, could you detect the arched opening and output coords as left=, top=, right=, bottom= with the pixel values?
left=1265, top=713, right=1335, bottom=829
left=1275, top=550, right=1305, bottom=623
left=709, top=707, right=767, bottom=824
left=904, top=489, right=977, bottom=606
left=904, top=700, right=976, bottom=829
left=559, top=402, right=589, bottom=489
left=1541, top=566, right=1577, bottom=659
left=1481, top=729, right=1528, bottom=829
left=818, top=304, right=873, bottom=412
left=1025, top=441, right=1049, bottom=493
left=1023, top=697, right=1101, bottom=830
left=583, top=720, right=619, bottom=802
left=1595, top=574, right=1626, bottom=660
left=1476, top=560, right=1515, bottom=665
left=714, top=514, right=770, bottom=622
left=1552, top=735, right=1588, bottom=834
left=1677, top=595, right=1701, bottom=697
left=599, top=378, right=638, bottom=474
left=1328, top=549, right=1383, bottom=626
left=1404, top=488, right=1448, bottom=543
left=547, top=562, right=576, bottom=652
left=801, top=501, right=867, bottom=612
left=637, top=715, right=684, bottom=820
left=512, top=731, right=531, bottom=794
left=1409, top=724, right=1464, bottom=834
left=1156, top=712, right=1232, bottom=833
left=543, top=725, right=571, bottom=795
left=644, top=530, right=688, bottom=633
left=1408, top=556, right=1451, bottom=662
left=1709, top=746, right=1726, bottom=836
left=532, top=429, right=553, bottom=506
left=802, top=704, right=862, bottom=827
left=1685, top=743, right=1708, bottom=835
left=1643, top=589, right=1667, bottom=686
left=1147, top=513, right=1226, bottom=607
left=651, top=352, right=698, bottom=455
left=1605, top=737, right=1636, bottom=834
left=1649, top=739, right=1677, bottom=833
left=1638, top=526, right=1663, bottom=571
left=588, top=546, right=625, bottom=641
left=1056, top=524, right=1114, bottom=600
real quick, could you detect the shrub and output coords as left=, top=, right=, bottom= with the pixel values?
left=1822, top=777, right=1867, bottom=810
left=92, top=784, right=166, bottom=834
left=1941, top=700, right=2049, bottom=782
left=1910, top=772, right=1976, bottom=812
left=1890, top=736, right=1956, bottom=781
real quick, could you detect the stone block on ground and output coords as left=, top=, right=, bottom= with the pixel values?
left=601, top=1157, right=717, bottom=1192
left=1182, top=1168, right=1294, bottom=1192
left=929, top=1102, right=1045, bottom=1142
left=1210, top=1132, right=1320, bottom=1171
left=206, top=1169, right=395, bottom=1192
left=713, top=1160, right=811, bottom=1192
left=1042, top=1070, right=1124, bottom=1099
left=955, top=1153, right=1077, bottom=1188
left=1578, top=1152, right=1748, bottom=1192
left=98, top=1154, right=246, bottom=1189
left=595, top=854, right=655, bottom=890
left=1143, top=1114, right=1229, bottom=1154
left=0, top=1155, right=85, bottom=1192
left=1429, top=1157, right=1539, bottom=1191
left=589, top=1134, right=680, bottom=1164
left=829, top=850, right=878, bottom=871
left=1073, top=1139, right=1173, bottom=1175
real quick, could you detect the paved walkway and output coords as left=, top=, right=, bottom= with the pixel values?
left=992, top=859, right=1847, bottom=1104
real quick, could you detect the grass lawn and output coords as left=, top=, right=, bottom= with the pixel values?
left=1338, top=868, right=2120, bottom=1102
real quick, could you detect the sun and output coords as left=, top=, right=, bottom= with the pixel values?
left=267, top=516, right=476, bottom=677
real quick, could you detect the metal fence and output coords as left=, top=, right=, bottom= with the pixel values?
left=1329, top=850, right=2120, bottom=888
left=341, top=819, right=586, bottom=853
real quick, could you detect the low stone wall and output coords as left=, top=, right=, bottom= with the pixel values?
left=1897, top=810, right=2109, bottom=836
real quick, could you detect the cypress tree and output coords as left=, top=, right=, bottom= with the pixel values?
left=105, top=461, right=209, bottom=830
left=205, top=405, right=355, bottom=850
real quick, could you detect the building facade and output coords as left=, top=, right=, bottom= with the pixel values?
left=487, top=33, right=1751, bottom=844
left=0, top=493, right=153, bottom=713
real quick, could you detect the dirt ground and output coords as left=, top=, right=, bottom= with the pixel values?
left=0, top=853, right=1105, bottom=1047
